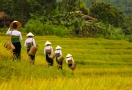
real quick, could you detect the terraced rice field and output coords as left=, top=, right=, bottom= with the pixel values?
left=0, top=35, right=132, bottom=90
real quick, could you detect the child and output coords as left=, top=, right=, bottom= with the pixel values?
left=24, top=32, right=36, bottom=64
left=44, top=41, right=53, bottom=66
left=55, top=45, right=63, bottom=69
left=66, top=53, right=76, bottom=74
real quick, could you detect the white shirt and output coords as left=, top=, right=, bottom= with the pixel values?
left=55, top=49, right=62, bottom=56
left=6, top=28, right=22, bottom=40
left=44, top=46, right=53, bottom=55
left=66, top=57, right=74, bottom=64
left=24, top=38, right=36, bottom=47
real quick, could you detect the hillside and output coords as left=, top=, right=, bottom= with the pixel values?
left=0, top=35, right=132, bottom=89
left=86, top=0, right=132, bottom=14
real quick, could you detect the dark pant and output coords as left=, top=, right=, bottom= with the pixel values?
left=27, top=49, right=35, bottom=64
left=68, top=64, right=72, bottom=68
left=46, top=54, right=53, bottom=66
left=27, top=49, right=35, bottom=60
left=12, top=42, right=21, bottom=60
left=56, top=57, right=63, bottom=69
left=68, top=64, right=74, bottom=70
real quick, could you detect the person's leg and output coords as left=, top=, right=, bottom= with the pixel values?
left=68, top=64, right=72, bottom=68
left=68, top=64, right=74, bottom=74
left=56, top=57, right=60, bottom=69
left=12, top=42, right=18, bottom=60
left=27, top=49, right=31, bottom=60
left=46, top=55, right=51, bottom=66
left=56, top=58, right=63, bottom=69
left=13, top=42, right=21, bottom=60
left=12, top=51, right=17, bottom=61
left=49, top=58, right=53, bottom=66
left=30, top=55, right=35, bottom=64
left=59, top=61, right=63, bottom=69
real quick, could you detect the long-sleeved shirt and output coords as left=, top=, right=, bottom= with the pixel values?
left=44, top=46, right=53, bottom=55
left=55, top=49, right=62, bottom=56
left=24, top=38, right=36, bottom=48
left=66, top=57, right=74, bottom=64
left=6, top=28, right=22, bottom=41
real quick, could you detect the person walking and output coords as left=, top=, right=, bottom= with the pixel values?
left=6, top=21, right=22, bottom=60
left=24, top=32, right=36, bottom=64
left=55, top=45, right=63, bottom=69
left=66, top=53, right=76, bottom=74
left=44, top=41, right=53, bottom=66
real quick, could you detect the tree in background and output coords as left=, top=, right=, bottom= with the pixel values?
left=122, top=14, right=132, bottom=35
left=89, top=2, right=125, bottom=27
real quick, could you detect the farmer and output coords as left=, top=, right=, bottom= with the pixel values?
left=6, top=21, right=22, bottom=60
left=44, top=41, right=53, bottom=66
left=66, top=53, right=76, bottom=74
left=24, top=32, right=36, bottom=64
left=55, top=45, right=63, bottom=69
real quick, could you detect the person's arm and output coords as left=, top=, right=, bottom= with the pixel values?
left=60, top=50, right=62, bottom=56
left=55, top=50, right=57, bottom=54
left=19, top=32, right=22, bottom=40
left=71, top=57, right=74, bottom=63
left=51, top=46, right=53, bottom=52
left=6, top=28, right=12, bottom=35
left=32, top=38, right=36, bottom=47
left=44, top=47, right=46, bottom=56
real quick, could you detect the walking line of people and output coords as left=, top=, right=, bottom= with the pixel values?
left=5, top=20, right=76, bottom=73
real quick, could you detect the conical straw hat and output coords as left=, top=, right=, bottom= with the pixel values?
left=56, top=45, right=62, bottom=49
left=10, top=21, right=21, bottom=28
left=26, top=32, right=34, bottom=36
left=45, top=41, right=51, bottom=45
left=66, top=53, right=72, bottom=57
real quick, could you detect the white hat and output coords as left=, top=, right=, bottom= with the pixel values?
left=56, top=45, right=62, bottom=49
left=66, top=53, right=72, bottom=58
left=26, top=32, right=34, bottom=36
left=45, top=41, right=51, bottom=45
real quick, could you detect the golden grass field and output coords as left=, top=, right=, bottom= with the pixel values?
left=0, top=35, right=132, bottom=90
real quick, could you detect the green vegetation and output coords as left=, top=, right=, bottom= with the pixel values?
left=88, top=0, right=132, bottom=14
left=1, top=0, right=132, bottom=39
left=89, top=2, right=125, bottom=27
left=0, top=35, right=132, bottom=89
left=1, top=0, right=132, bottom=89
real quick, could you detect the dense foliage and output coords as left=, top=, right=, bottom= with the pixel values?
left=89, top=2, right=125, bottom=27
left=0, top=0, right=132, bottom=40
left=87, top=0, right=132, bottom=14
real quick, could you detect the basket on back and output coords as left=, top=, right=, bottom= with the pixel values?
left=28, top=46, right=38, bottom=55
left=4, top=41, right=15, bottom=51
left=49, top=52, right=56, bottom=59
left=57, top=55, right=64, bottom=62
left=68, top=60, right=76, bottom=69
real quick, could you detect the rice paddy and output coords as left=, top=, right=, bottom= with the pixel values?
left=0, top=35, right=132, bottom=90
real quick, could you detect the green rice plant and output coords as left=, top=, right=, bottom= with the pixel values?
left=0, top=76, right=132, bottom=90
left=0, top=35, right=132, bottom=89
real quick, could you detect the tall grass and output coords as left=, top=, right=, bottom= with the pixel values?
left=0, top=76, right=132, bottom=90
left=0, top=35, right=132, bottom=90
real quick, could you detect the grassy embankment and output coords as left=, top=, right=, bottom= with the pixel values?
left=0, top=35, right=132, bottom=90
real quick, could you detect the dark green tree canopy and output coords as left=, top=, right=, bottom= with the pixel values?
left=89, top=2, right=125, bottom=27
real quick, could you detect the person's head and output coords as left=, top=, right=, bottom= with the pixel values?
left=66, top=53, right=72, bottom=58
left=45, top=41, right=51, bottom=46
left=56, top=45, right=62, bottom=50
left=10, top=21, right=21, bottom=29
left=26, top=32, right=34, bottom=38
left=12, top=23, right=17, bottom=29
